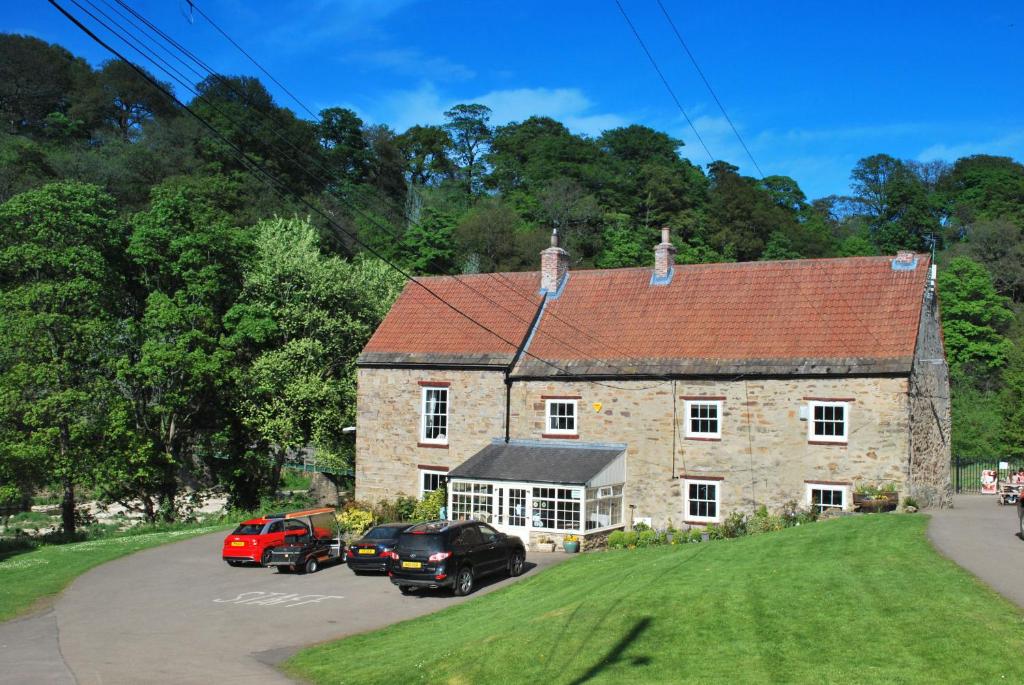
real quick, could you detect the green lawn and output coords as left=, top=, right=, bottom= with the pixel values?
left=0, top=523, right=228, bottom=622
left=285, top=515, right=1024, bottom=684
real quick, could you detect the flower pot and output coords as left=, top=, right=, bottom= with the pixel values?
left=563, top=540, right=580, bottom=553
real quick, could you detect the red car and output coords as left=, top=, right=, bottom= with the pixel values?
left=222, top=508, right=338, bottom=567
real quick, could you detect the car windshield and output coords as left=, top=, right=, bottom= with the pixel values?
left=232, top=523, right=265, bottom=535
left=396, top=532, right=445, bottom=554
left=364, top=526, right=401, bottom=540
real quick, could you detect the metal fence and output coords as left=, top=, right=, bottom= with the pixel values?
left=952, top=456, right=1024, bottom=494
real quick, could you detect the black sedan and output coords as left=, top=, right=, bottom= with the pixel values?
left=345, top=522, right=415, bottom=574
left=389, top=520, right=526, bottom=596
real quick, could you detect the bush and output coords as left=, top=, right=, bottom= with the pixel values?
left=607, top=530, right=627, bottom=548
left=633, top=521, right=651, bottom=532
left=705, top=524, right=724, bottom=540
left=722, top=511, right=748, bottom=538
left=781, top=500, right=818, bottom=527
left=747, top=512, right=785, bottom=535
left=902, top=496, right=919, bottom=510
left=373, top=495, right=418, bottom=523
left=411, top=487, right=447, bottom=522
left=337, top=506, right=374, bottom=537
left=636, top=529, right=659, bottom=547
left=687, top=528, right=705, bottom=543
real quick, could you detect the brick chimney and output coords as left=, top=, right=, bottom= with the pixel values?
left=540, top=228, right=569, bottom=294
left=653, top=226, right=676, bottom=281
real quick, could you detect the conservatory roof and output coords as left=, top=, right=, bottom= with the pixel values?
left=448, top=439, right=625, bottom=486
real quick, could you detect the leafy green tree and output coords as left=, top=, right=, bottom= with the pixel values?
left=0, top=35, right=92, bottom=137
left=73, top=60, right=177, bottom=141
left=400, top=207, right=457, bottom=274
left=443, top=104, right=492, bottom=195
left=850, top=154, right=940, bottom=253
left=454, top=198, right=542, bottom=272
left=707, top=161, right=797, bottom=261
left=396, top=125, right=454, bottom=186
left=0, top=182, right=124, bottom=533
left=938, top=256, right=1014, bottom=381
left=227, top=219, right=403, bottom=494
left=939, top=155, right=1024, bottom=228
left=316, top=107, right=369, bottom=185
left=951, top=219, right=1024, bottom=302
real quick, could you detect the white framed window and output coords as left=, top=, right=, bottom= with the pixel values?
left=531, top=486, right=582, bottom=530
left=585, top=485, right=623, bottom=531
left=806, top=483, right=849, bottom=512
left=685, top=400, right=722, bottom=439
left=419, top=469, right=446, bottom=497
left=450, top=481, right=493, bottom=522
left=421, top=386, right=449, bottom=444
left=684, top=479, right=721, bottom=522
left=808, top=401, right=848, bottom=443
left=545, top=399, right=577, bottom=436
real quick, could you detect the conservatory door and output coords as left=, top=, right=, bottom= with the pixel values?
left=496, top=486, right=530, bottom=543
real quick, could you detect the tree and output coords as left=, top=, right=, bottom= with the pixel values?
left=399, top=207, right=457, bottom=274
left=227, top=219, right=403, bottom=496
left=939, top=155, right=1024, bottom=228
left=937, top=257, right=1014, bottom=382
left=850, top=154, right=940, bottom=253
left=0, top=35, right=91, bottom=136
left=706, top=161, right=796, bottom=261
left=443, top=104, right=492, bottom=195
left=396, top=125, right=454, bottom=186
left=115, top=175, right=254, bottom=520
left=74, top=60, right=177, bottom=141
left=317, top=107, right=369, bottom=185
left=0, top=182, right=124, bottom=533
left=951, top=219, right=1024, bottom=302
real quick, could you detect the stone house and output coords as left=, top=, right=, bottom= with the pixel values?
left=355, top=229, right=951, bottom=544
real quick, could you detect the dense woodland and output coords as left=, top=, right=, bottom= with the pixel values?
left=2, top=35, right=1023, bottom=531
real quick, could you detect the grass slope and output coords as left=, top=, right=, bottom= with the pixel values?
left=286, top=516, right=1024, bottom=684
left=0, top=524, right=227, bottom=622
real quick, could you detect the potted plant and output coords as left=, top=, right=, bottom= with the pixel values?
left=563, top=534, right=580, bottom=553
left=535, top=535, right=556, bottom=553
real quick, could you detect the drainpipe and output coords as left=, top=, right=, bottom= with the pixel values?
left=505, top=293, right=549, bottom=443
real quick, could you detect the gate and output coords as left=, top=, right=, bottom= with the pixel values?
left=952, top=456, right=1024, bottom=493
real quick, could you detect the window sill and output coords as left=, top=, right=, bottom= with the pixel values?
left=683, top=519, right=719, bottom=526
left=417, top=442, right=449, bottom=449
left=807, top=440, right=848, bottom=446
left=684, top=436, right=721, bottom=442
left=541, top=433, right=579, bottom=439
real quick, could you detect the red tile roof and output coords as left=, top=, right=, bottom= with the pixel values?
left=360, top=255, right=931, bottom=376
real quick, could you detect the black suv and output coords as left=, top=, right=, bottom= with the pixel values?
left=346, top=522, right=414, bottom=574
left=389, top=520, right=526, bottom=596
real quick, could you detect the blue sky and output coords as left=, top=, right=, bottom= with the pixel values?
left=11, top=1, right=1024, bottom=199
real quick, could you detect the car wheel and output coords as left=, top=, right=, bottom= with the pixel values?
left=453, top=566, right=474, bottom=596
left=304, top=557, right=319, bottom=574
left=508, top=551, right=525, bottom=577
left=399, top=585, right=415, bottom=595
left=260, top=549, right=272, bottom=567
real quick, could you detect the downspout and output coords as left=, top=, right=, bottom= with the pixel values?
left=504, top=293, right=549, bottom=443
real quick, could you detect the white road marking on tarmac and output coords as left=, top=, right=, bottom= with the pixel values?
left=213, top=591, right=344, bottom=607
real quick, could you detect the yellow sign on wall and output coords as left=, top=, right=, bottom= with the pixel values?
left=592, top=402, right=603, bottom=413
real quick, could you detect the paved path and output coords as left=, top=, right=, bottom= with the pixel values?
left=928, top=494, right=1024, bottom=609
left=0, top=532, right=569, bottom=684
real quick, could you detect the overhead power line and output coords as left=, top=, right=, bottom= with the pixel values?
left=656, top=0, right=765, bottom=178
left=181, top=0, right=661, bottom=373
left=613, top=0, right=715, bottom=164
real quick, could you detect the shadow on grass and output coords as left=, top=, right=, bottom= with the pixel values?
left=568, top=616, right=653, bottom=684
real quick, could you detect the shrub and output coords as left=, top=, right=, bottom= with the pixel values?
left=747, top=513, right=785, bottom=535
left=411, top=487, right=446, bottom=522
left=902, top=496, right=919, bottom=510
left=607, top=530, right=627, bottom=548
left=705, top=524, right=724, bottom=540
left=373, top=495, right=418, bottom=523
left=687, top=528, right=705, bottom=543
left=636, top=529, right=659, bottom=547
left=781, top=500, right=818, bottom=527
left=722, top=511, right=748, bottom=538
left=337, top=506, right=374, bottom=537
left=633, top=521, right=651, bottom=532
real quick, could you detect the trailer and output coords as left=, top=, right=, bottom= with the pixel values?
left=264, top=507, right=344, bottom=574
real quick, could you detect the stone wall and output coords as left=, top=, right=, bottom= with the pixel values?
left=507, top=376, right=913, bottom=528
left=907, top=292, right=953, bottom=507
left=355, top=367, right=507, bottom=502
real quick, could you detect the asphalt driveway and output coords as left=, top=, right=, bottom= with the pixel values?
left=0, top=531, right=569, bottom=684
left=928, top=494, right=1024, bottom=610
